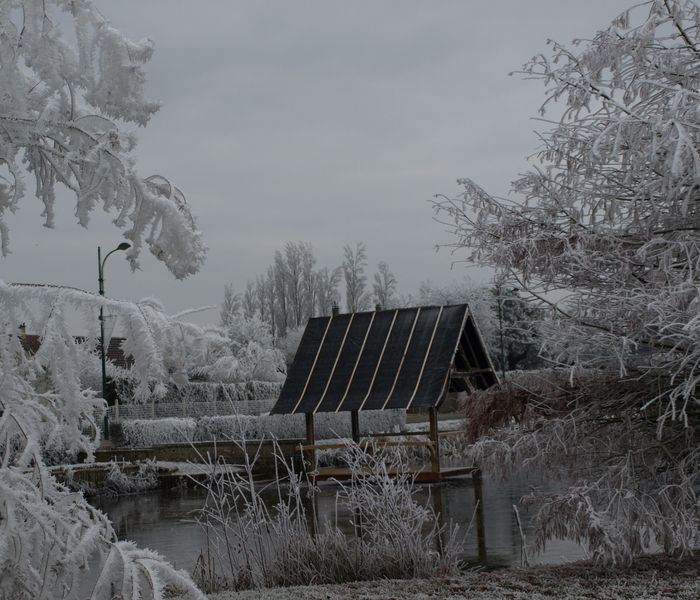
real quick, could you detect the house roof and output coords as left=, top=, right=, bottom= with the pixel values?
left=20, top=334, right=134, bottom=370
left=270, top=304, right=498, bottom=415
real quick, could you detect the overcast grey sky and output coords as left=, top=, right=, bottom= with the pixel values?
left=1, top=0, right=632, bottom=323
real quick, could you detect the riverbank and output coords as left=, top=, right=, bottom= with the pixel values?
left=208, top=553, right=700, bottom=599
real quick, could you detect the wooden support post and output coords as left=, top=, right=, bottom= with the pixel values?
left=351, top=410, right=360, bottom=444
left=428, top=406, right=441, bottom=477
left=473, top=469, right=487, bottom=562
left=431, top=483, right=445, bottom=554
left=305, top=413, right=316, bottom=472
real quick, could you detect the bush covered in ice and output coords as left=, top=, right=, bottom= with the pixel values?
left=117, top=380, right=282, bottom=407
left=120, top=410, right=405, bottom=446
left=121, top=417, right=197, bottom=446
left=103, top=460, right=160, bottom=496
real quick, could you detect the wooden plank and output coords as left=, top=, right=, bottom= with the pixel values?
left=438, top=429, right=467, bottom=437
left=309, top=464, right=478, bottom=482
left=364, top=430, right=430, bottom=438
left=300, top=439, right=434, bottom=452
left=452, top=368, right=494, bottom=377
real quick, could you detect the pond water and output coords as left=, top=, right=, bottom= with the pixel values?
left=95, top=474, right=585, bottom=573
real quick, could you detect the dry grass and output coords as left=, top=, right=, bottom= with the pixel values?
left=191, top=438, right=464, bottom=593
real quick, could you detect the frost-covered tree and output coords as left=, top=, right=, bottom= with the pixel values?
left=0, top=285, right=204, bottom=598
left=417, top=279, right=498, bottom=351
left=282, top=241, right=316, bottom=329
left=258, top=268, right=277, bottom=336
left=222, top=312, right=285, bottom=382
left=215, top=285, right=285, bottom=382
left=435, top=0, right=700, bottom=563
left=300, top=243, right=318, bottom=322
left=273, top=249, right=290, bottom=335
left=315, top=265, right=342, bottom=316
left=416, top=280, right=541, bottom=372
left=246, top=242, right=327, bottom=334
left=276, top=326, right=305, bottom=366
left=242, top=280, right=256, bottom=320
left=0, top=1, right=205, bottom=596
left=372, top=261, right=398, bottom=309
left=491, top=284, right=543, bottom=372
left=342, top=242, right=370, bottom=312
left=0, top=0, right=206, bottom=278
left=219, top=283, right=241, bottom=328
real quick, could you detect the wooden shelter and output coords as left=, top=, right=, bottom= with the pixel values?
left=270, top=303, right=498, bottom=480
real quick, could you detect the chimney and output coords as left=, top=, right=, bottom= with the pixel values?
left=331, top=303, right=340, bottom=317
left=375, top=303, right=382, bottom=312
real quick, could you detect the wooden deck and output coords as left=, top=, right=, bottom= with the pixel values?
left=310, top=465, right=477, bottom=483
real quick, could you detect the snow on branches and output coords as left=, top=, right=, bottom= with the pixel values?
left=434, top=0, right=700, bottom=564
left=463, top=370, right=700, bottom=564
left=435, top=0, right=700, bottom=425
left=0, top=282, right=206, bottom=598
left=0, top=0, right=206, bottom=278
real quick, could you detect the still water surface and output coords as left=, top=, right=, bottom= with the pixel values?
left=96, top=475, right=585, bottom=572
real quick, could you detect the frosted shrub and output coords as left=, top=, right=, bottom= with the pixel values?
left=120, top=410, right=406, bottom=446
left=464, top=370, right=700, bottom=564
left=103, top=460, right=159, bottom=496
left=121, top=417, right=197, bottom=447
left=193, top=440, right=462, bottom=592
left=115, top=380, right=283, bottom=419
left=196, top=415, right=259, bottom=440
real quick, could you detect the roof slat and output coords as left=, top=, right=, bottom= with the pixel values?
left=337, top=310, right=398, bottom=412
left=361, top=307, right=420, bottom=410
left=314, top=312, right=374, bottom=413
left=383, top=306, right=442, bottom=410
left=273, top=318, right=332, bottom=415
left=294, top=313, right=353, bottom=414
left=409, top=304, right=469, bottom=409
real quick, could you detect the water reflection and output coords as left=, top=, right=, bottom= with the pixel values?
left=95, top=475, right=585, bottom=573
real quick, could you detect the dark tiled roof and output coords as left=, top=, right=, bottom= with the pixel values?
left=19, top=334, right=134, bottom=369
left=270, top=304, right=497, bottom=415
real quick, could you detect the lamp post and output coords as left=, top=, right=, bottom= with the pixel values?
left=99, top=242, right=130, bottom=439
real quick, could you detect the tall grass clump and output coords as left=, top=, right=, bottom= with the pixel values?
left=192, top=438, right=463, bottom=592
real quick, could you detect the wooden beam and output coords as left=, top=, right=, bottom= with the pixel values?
left=429, top=406, right=441, bottom=476
left=456, top=335, right=473, bottom=369
left=301, top=439, right=434, bottom=452
left=305, top=413, right=316, bottom=472
left=364, top=430, right=430, bottom=438
left=452, top=368, right=494, bottom=377
left=351, top=410, right=360, bottom=443
left=473, top=470, right=487, bottom=561
left=460, top=327, right=490, bottom=388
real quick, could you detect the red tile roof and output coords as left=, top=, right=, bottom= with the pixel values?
left=19, top=334, right=134, bottom=369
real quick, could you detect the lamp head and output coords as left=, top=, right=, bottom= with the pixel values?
left=117, top=242, right=131, bottom=251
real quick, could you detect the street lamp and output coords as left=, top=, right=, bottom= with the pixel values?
left=99, top=242, right=130, bottom=439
